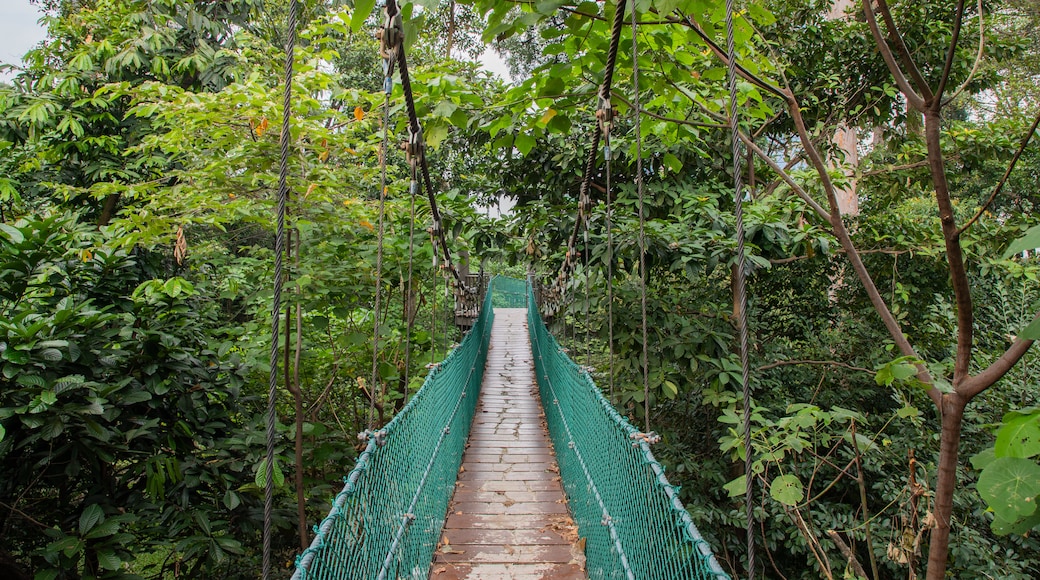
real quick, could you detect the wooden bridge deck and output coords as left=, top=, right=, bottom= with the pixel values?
left=431, top=308, right=586, bottom=580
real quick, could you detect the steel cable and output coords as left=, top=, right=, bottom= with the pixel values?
left=630, top=6, right=650, bottom=432
left=722, top=0, right=756, bottom=576
left=263, top=1, right=298, bottom=578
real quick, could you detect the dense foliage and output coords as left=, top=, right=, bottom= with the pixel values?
left=0, top=0, right=1037, bottom=579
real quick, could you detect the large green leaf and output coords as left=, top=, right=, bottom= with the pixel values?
left=769, top=474, right=804, bottom=506
left=977, top=457, right=1040, bottom=522
left=79, top=504, right=104, bottom=536
left=1002, top=224, right=1040, bottom=259
left=995, top=410, right=1040, bottom=459
left=254, top=458, right=285, bottom=489
left=351, top=0, right=377, bottom=33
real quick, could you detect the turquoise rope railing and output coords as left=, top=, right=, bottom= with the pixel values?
left=527, top=284, right=730, bottom=580
left=489, top=275, right=527, bottom=308
left=291, top=289, right=493, bottom=580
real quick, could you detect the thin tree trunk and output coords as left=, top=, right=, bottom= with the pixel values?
left=925, top=394, right=966, bottom=580
left=446, top=0, right=456, bottom=59
left=98, top=193, right=119, bottom=226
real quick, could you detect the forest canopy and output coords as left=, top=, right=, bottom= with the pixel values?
left=0, top=0, right=1038, bottom=579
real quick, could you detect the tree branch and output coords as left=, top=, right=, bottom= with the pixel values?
left=758, top=359, right=875, bottom=374
left=875, top=0, right=935, bottom=103
left=675, top=13, right=787, bottom=99
left=610, top=90, right=726, bottom=129
left=738, top=131, right=830, bottom=220
left=861, top=0, right=927, bottom=111
left=935, top=0, right=968, bottom=103
left=785, top=92, right=939, bottom=405
left=961, top=311, right=1039, bottom=399
left=956, top=109, right=1040, bottom=236
left=942, top=0, right=985, bottom=106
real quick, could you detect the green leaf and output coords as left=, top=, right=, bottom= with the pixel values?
left=769, top=474, right=804, bottom=506
left=351, top=0, right=377, bottom=32
left=1018, top=317, right=1040, bottom=341
left=662, top=153, right=682, bottom=173
left=977, top=456, right=1040, bottom=522
left=971, top=448, right=997, bottom=471
left=662, top=379, right=678, bottom=399
left=0, top=423, right=5, bottom=443
left=254, top=458, right=285, bottom=489
left=79, top=504, right=104, bottom=535
left=514, top=133, right=536, bottom=156
left=723, top=474, right=747, bottom=498
left=0, top=223, right=24, bottom=244
left=95, top=549, right=121, bottom=571
left=1002, top=224, right=1040, bottom=259
left=995, top=411, right=1040, bottom=459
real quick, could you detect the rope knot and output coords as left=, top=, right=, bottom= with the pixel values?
left=630, top=431, right=661, bottom=445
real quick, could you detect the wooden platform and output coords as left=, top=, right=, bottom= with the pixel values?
left=431, top=308, right=586, bottom=580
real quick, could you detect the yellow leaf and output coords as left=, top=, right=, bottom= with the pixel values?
left=305, top=183, right=318, bottom=198
left=354, top=106, right=364, bottom=121
left=359, top=219, right=374, bottom=231
left=80, top=249, right=93, bottom=262
left=255, top=117, right=269, bottom=137
left=318, top=150, right=329, bottom=162
left=539, top=108, right=557, bottom=125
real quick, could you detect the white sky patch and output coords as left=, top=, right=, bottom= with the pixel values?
left=478, top=47, right=510, bottom=81
left=0, top=2, right=47, bottom=82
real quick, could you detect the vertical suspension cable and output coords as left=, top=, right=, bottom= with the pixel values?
left=369, top=38, right=396, bottom=431
left=583, top=224, right=591, bottom=367
left=605, top=129, right=616, bottom=400
left=630, top=6, right=650, bottom=432
left=263, top=2, right=297, bottom=578
left=403, top=177, right=417, bottom=404
left=724, top=0, right=756, bottom=576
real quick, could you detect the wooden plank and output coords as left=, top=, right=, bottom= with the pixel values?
left=430, top=308, right=586, bottom=579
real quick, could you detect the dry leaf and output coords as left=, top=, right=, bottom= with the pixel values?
left=354, top=106, right=364, bottom=121
left=174, top=225, right=187, bottom=265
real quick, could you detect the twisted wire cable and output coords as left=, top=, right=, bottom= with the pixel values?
left=263, top=1, right=298, bottom=578
left=369, top=52, right=395, bottom=430
left=723, top=0, right=756, bottom=576
left=630, top=5, right=650, bottom=432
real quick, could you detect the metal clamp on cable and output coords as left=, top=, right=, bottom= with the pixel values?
left=358, top=429, right=389, bottom=447
left=596, top=93, right=614, bottom=134
left=402, top=126, right=425, bottom=172
left=377, top=5, right=403, bottom=58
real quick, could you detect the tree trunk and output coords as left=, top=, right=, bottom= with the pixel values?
left=925, top=393, right=967, bottom=580
left=98, top=193, right=120, bottom=226
left=446, top=0, right=456, bottom=59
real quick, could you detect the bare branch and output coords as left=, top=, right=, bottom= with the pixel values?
left=610, top=90, right=726, bottom=129
left=758, top=359, right=875, bottom=374
left=961, top=311, right=1039, bottom=399
left=943, top=0, right=986, bottom=106
left=935, top=0, right=968, bottom=103
left=956, top=109, right=1040, bottom=237
left=876, top=0, right=936, bottom=103
left=862, top=0, right=927, bottom=110
left=738, top=131, right=830, bottom=220
left=825, top=530, right=870, bottom=580
left=675, top=13, right=787, bottom=99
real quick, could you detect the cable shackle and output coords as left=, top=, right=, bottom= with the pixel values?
left=377, top=5, right=403, bottom=57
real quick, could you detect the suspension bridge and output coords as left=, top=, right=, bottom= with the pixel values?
left=290, top=278, right=728, bottom=579
left=261, top=0, right=756, bottom=577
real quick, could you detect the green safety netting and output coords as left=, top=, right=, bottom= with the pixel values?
left=291, top=289, right=493, bottom=580
left=527, top=284, right=730, bottom=580
left=489, top=274, right=527, bottom=308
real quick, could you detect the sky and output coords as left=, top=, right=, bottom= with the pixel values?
left=0, top=2, right=48, bottom=80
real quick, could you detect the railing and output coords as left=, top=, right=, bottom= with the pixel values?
left=291, top=290, right=494, bottom=580
left=527, top=284, right=730, bottom=580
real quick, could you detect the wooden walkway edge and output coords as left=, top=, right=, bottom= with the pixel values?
left=431, top=308, right=586, bottom=580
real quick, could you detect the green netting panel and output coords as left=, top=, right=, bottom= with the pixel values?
left=490, top=275, right=527, bottom=308
left=291, top=290, right=494, bottom=580
left=527, top=285, right=730, bottom=580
